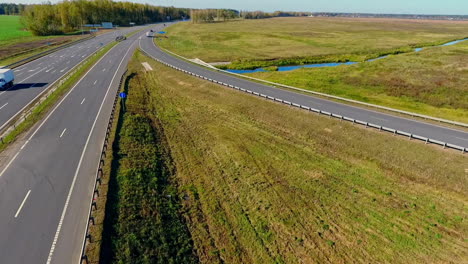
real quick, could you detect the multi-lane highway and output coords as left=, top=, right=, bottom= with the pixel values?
left=0, top=25, right=146, bottom=133
left=0, top=24, right=161, bottom=263
left=0, top=19, right=466, bottom=264
left=139, top=35, right=468, bottom=149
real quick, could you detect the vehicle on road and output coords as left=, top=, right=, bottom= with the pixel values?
left=146, top=31, right=153, bottom=37
left=0, top=68, right=14, bottom=89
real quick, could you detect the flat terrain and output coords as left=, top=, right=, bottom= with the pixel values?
left=248, top=40, right=468, bottom=123
left=159, top=17, right=468, bottom=123
left=0, top=15, right=85, bottom=65
left=105, top=51, right=468, bottom=263
left=159, top=17, right=468, bottom=63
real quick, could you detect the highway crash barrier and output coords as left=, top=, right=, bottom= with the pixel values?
left=4, top=35, right=95, bottom=69
left=138, top=47, right=468, bottom=154
left=79, top=69, right=128, bottom=264
left=159, top=47, right=468, bottom=129
left=0, top=47, right=105, bottom=142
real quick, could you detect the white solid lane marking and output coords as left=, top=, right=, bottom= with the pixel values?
left=80, top=98, right=86, bottom=104
left=59, top=128, right=67, bottom=138
left=0, top=103, right=8, bottom=110
left=14, top=190, right=31, bottom=218
left=93, top=80, right=97, bottom=85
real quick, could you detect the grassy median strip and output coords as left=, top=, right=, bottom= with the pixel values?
left=0, top=41, right=118, bottom=152
left=99, top=63, right=198, bottom=263
left=100, top=50, right=467, bottom=263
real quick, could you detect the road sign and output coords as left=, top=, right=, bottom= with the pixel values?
left=119, top=92, right=126, bottom=98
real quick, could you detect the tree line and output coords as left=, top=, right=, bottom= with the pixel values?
left=241, top=10, right=312, bottom=19
left=190, top=9, right=312, bottom=23
left=190, top=9, right=238, bottom=23
left=0, top=3, right=26, bottom=15
left=20, top=0, right=189, bottom=36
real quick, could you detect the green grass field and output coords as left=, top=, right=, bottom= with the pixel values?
left=247, top=40, right=468, bottom=123
left=0, top=15, right=85, bottom=65
left=103, top=51, right=468, bottom=263
left=159, top=17, right=468, bottom=63
left=0, top=15, right=32, bottom=44
left=159, top=17, right=468, bottom=123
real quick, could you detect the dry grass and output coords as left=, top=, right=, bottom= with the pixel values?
left=159, top=17, right=468, bottom=62
left=120, top=51, right=468, bottom=264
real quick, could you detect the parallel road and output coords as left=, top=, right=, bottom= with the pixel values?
left=139, top=34, right=468, bottom=149
left=0, top=24, right=159, bottom=263
left=0, top=25, right=146, bottom=133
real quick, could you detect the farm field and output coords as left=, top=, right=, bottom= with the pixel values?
left=102, top=51, right=468, bottom=263
left=159, top=17, right=468, bottom=64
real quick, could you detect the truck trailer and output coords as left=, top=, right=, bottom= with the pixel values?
left=0, top=68, right=14, bottom=89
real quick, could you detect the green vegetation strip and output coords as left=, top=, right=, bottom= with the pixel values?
left=100, top=55, right=198, bottom=263
left=102, top=51, right=467, bottom=263
left=0, top=41, right=118, bottom=152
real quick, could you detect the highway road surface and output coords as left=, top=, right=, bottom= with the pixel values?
left=0, top=24, right=161, bottom=263
left=0, top=25, right=147, bottom=134
left=139, top=34, right=468, bottom=149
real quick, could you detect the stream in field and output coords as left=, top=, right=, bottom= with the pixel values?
left=226, top=38, right=468, bottom=74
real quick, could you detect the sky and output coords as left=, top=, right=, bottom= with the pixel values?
left=11, top=0, right=468, bottom=15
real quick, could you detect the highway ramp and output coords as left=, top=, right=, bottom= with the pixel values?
left=139, top=35, right=468, bottom=149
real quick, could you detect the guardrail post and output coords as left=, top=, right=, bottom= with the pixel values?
left=100, top=159, right=104, bottom=166
left=89, top=216, right=95, bottom=225
left=86, top=233, right=92, bottom=243
left=91, top=201, right=97, bottom=210
left=94, top=189, right=99, bottom=198
left=81, top=255, right=88, bottom=264
left=425, top=138, right=429, bottom=144
left=409, top=134, right=412, bottom=140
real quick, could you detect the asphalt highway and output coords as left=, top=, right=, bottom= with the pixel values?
left=0, top=24, right=159, bottom=263
left=0, top=25, right=146, bottom=133
left=139, top=35, right=468, bottom=149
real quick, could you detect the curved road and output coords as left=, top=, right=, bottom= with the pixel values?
left=139, top=33, right=468, bottom=150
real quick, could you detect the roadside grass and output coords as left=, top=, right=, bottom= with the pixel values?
left=0, top=41, right=118, bottom=152
left=113, top=51, right=467, bottom=263
left=99, top=65, right=198, bottom=263
left=247, top=40, right=468, bottom=123
left=159, top=17, right=468, bottom=64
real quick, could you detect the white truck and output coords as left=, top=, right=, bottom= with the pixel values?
left=146, top=30, right=154, bottom=37
left=0, top=68, right=14, bottom=89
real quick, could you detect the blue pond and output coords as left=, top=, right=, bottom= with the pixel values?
left=226, top=38, right=468, bottom=74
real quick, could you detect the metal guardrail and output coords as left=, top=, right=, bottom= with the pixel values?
left=0, top=47, right=103, bottom=141
left=160, top=47, right=468, bottom=129
left=79, top=69, right=127, bottom=264
left=4, top=35, right=95, bottom=69
left=140, top=48, right=467, bottom=154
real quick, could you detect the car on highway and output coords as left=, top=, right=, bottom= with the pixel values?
left=0, top=68, right=14, bottom=89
